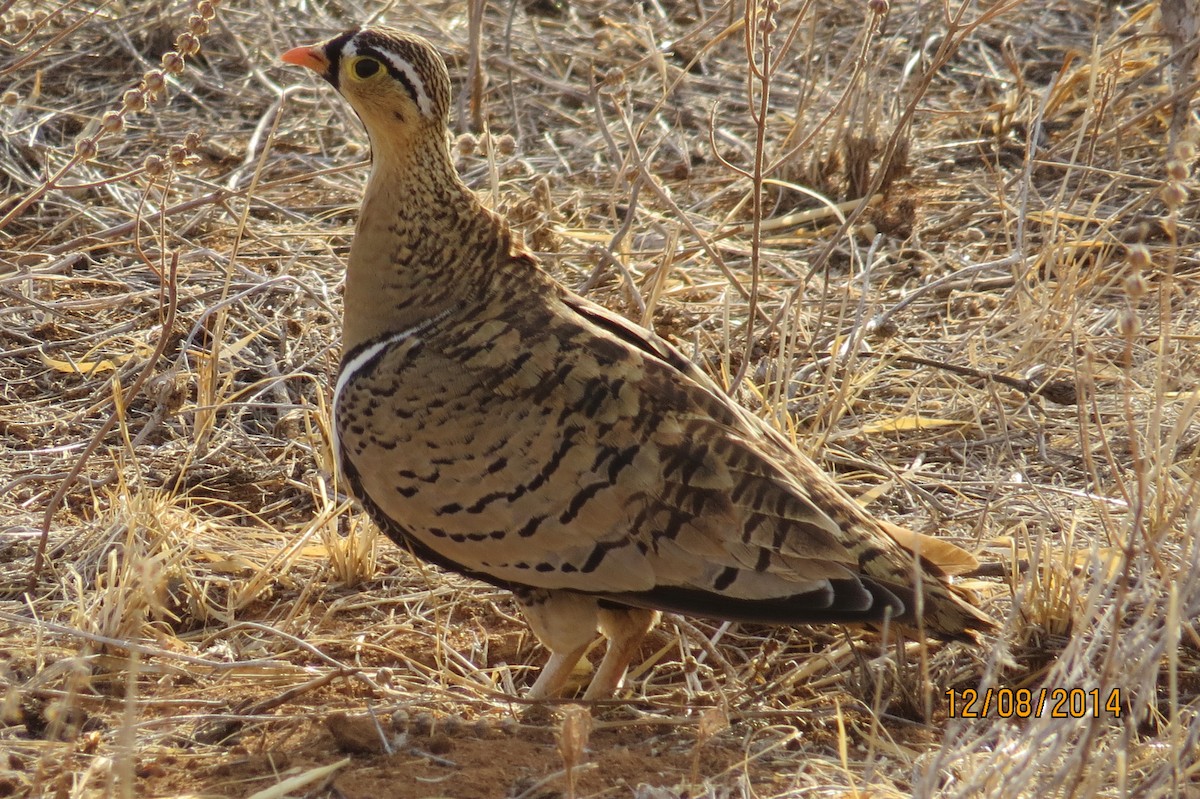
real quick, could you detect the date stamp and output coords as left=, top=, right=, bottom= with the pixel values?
left=946, top=687, right=1122, bottom=719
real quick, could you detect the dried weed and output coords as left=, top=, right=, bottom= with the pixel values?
left=2, top=0, right=1198, bottom=797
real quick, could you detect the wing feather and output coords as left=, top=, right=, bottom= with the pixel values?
left=336, top=284, right=990, bottom=635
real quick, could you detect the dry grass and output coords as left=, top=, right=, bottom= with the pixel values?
left=2, top=0, right=1199, bottom=796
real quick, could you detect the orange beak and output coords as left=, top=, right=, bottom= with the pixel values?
left=281, top=45, right=329, bottom=74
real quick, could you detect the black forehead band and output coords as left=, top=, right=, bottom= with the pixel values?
left=321, top=27, right=360, bottom=90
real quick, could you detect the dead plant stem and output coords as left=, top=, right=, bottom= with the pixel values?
left=30, top=253, right=179, bottom=592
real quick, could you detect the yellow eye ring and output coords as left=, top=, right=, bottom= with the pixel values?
left=348, top=56, right=382, bottom=81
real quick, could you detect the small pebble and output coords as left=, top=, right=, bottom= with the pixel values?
left=410, top=712, right=434, bottom=736
left=441, top=714, right=464, bottom=736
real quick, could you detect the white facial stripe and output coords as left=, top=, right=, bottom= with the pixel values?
left=375, top=48, right=433, bottom=117
left=343, top=35, right=434, bottom=118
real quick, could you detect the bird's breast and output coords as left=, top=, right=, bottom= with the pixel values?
left=331, top=317, right=656, bottom=590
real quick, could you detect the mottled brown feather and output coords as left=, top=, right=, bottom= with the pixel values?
left=284, top=26, right=994, bottom=698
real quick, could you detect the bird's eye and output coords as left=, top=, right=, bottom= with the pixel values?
left=351, top=57, right=381, bottom=80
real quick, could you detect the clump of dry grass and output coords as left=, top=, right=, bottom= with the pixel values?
left=2, top=0, right=1199, bottom=797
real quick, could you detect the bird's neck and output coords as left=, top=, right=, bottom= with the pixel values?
left=342, top=139, right=518, bottom=351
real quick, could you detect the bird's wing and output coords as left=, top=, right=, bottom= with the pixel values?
left=336, top=285, right=986, bottom=631
left=556, top=291, right=988, bottom=630
left=562, top=294, right=985, bottom=572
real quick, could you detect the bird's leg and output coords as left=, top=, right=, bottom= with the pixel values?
left=515, top=589, right=600, bottom=699
left=584, top=607, right=661, bottom=700
left=526, top=642, right=593, bottom=699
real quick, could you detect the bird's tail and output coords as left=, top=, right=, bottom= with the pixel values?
left=875, top=520, right=997, bottom=641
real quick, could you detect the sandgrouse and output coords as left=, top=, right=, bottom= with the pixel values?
left=282, top=27, right=993, bottom=700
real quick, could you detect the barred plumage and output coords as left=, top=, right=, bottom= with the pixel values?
left=282, top=27, right=994, bottom=700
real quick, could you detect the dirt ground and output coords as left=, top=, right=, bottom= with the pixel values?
left=2, top=0, right=1199, bottom=797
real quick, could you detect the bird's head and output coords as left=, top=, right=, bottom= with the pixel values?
left=282, top=27, right=451, bottom=152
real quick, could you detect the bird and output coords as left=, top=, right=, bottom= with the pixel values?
left=281, top=26, right=994, bottom=700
